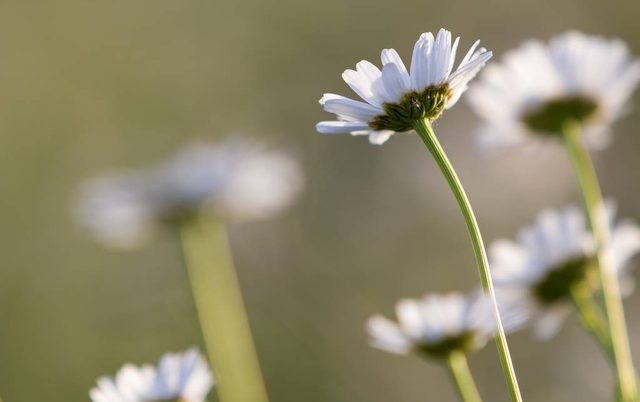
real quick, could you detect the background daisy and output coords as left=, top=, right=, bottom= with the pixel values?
left=468, top=31, right=640, bottom=151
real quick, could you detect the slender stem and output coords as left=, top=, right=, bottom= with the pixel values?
left=563, top=121, right=638, bottom=402
left=446, top=351, right=483, bottom=402
left=571, top=282, right=615, bottom=363
left=178, top=214, right=270, bottom=402
left=412, top=118, right=522, bottom=402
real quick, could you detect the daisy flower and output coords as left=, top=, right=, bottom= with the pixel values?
left=489, top=202, right=640, bottom=340
left=89, top=347, right=214, bottom=402
left=468, top=31, right=640, bottom=151
left=75, top=138, right=304, bottom=249
left=316, top=28, right=492, bottom=145
left=366, top=292, right=496, bottom=359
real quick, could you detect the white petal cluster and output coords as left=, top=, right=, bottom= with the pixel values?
left=366, top=292, right=495, bottom=358
left=490, top=202, right=640, bottom=340
left=317, top=28, right=492, bottom=145
left=89, top=348, right=214, bottom=402
left=468, top=31, right=640, bottom=151
left=76, top=138, right=304, bottom=249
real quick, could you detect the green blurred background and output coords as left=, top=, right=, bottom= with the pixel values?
left=2, top=1, right=640, bottom=401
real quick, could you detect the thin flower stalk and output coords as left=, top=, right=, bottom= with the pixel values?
left=412, top=118, right=521, bottom=402
left=563, top=120, right=638, bottom=402
left=571, top=282, right=615, bottom=363
left=447, top=351, right=483, bottom=402
left=179, top=213, right=269, bottom=402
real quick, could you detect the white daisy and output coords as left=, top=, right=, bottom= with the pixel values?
left=89, top=347, right=214, bottom=402
left=316, top=28, right=492, bottom=145
left=75, top=138, right=304, bottom=249
left=468, top=31, right=640, bottom=151
left=366, top=292, right=495, bottom=358
left=489, top=202, right=640, bottom=340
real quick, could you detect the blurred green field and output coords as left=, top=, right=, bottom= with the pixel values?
left=2, top=1, right=640, bottom=401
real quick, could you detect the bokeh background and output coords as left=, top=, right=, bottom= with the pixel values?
left=2, top=1, right=640, bottom=401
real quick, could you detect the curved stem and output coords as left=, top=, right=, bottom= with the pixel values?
left=563, top=121, right=637, bottom=402
left=412, top=118, right=522, bottom=402
left=447, top=351, right=483, bottom=402
left=179, top=214, right=270, bottom=402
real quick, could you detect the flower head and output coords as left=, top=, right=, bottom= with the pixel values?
left=89, top=347, right=214, bottom=402
left=468, top=31, right=640, bottom=151
left=490, top=202, right=640, bottom=340
left=317, top=28, right=492, bottom=145
left=366, top=292, right=495, bottom=359
left=75, top=138, right=304, bottom=249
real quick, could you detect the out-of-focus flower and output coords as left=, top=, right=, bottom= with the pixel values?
left=489, top=202, right=640, bottom=340
left=366, top=292, right=495, bottom=359
left=316, top=28, right=492, bottom=145
left=75, top=138, right=304, bottom=249
left=89, top=347, right=214, bottom=402
left=468, top=31, right=640, bottom=151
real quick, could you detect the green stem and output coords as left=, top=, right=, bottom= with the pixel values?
left=412, top=118, right=522, bottom=402
left=178, top=214, right=270, bottom=402
left=563, top=121, right=638, bottom=402
left=571, top=283, right=615, bottom=363
left=446, top=351, right=483, bottom=402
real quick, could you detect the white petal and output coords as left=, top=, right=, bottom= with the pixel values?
left=368, top=130, right=394, bottom=145
left=356, top=60, right=394, bottom=103
left=316, top=120, right=371, bottom=134
left=448, top=37, right=460, bottom=75
left=381, top=62, right=409, bottom=101
left=429, top=28, right=452, bottom=85
left=342, top=69, right=381, bottom=107
left=381, top=48, right=410, bottom=88
left=532, top=304, right=573, bottom=341
left=458, top=40, right=481, bottom=69
left=396, top=299, right=427, bottom=339
left=320, top=94, right=382, bottom=122
left=410, top=32, right=434, bottom=90
left=367, top=315, right=413, bottom=354
left=447, top=50, right=493, bottom=108
left=610, top=221, right=640, bottom=271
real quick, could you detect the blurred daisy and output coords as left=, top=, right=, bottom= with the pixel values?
left=490, top=202, right=640, bottom=340
left=316, top=28, right=492, bottom=145
left=89, top=347, right=214, bottom=402
left=75, top=138, right=304, bottom=249
left=366, top=292, right=495, bottom=359
left=468, top=31, right=640, bottom=151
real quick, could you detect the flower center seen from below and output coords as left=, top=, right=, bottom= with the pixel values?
left=533, top=256, right=596, bottom=304
left=417, top=332, right=478, bottom=359
left=522, top=96, right=599, bottom=135
left=369, top=84, right=451, bottom=132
